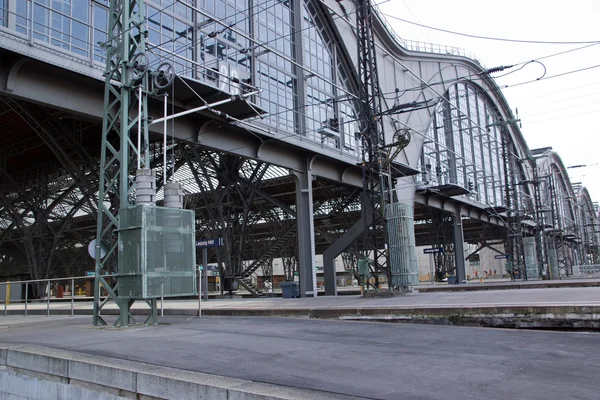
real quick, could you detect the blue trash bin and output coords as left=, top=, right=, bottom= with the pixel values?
left=281, top=282, right=298, bottom=298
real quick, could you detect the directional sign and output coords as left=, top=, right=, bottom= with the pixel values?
left=423, top=247, right=444, bottom=254
left=494, top=254, right=509, bottom=259
left=195, top=237, right=224, bottom=248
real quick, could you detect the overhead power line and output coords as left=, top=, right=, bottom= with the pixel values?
left=378, top=12, right=600, bottom=45
left=501, top=64, right=600, bottom=90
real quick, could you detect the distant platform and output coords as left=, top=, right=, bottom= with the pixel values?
left=416, top=277, right=600, bottom=292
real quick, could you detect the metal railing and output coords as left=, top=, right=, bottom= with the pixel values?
left=0, top=0, right=107, bottom=68
left=0, top=275, right=95, bottom=317
left=0, top=275, right=185, bottom=318
left=572, top=264, right=600, bottom=276
left=0, top=1, right=367, bottom=159
left=0, top=274, right=169, bottom=318
left=371, top=3, right=482, bottom=66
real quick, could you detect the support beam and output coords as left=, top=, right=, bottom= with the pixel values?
left=453, top=212, right=466, bottom=284
left=323, top=212, right=372, bottom=296
left=293, top=159, right=316, bottom=297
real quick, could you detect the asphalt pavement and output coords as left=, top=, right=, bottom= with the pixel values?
left=0, top=315, right=598, bottom=399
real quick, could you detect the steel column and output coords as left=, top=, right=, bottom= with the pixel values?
left=323, top=213, right=373, bottom=296
left=453, top=212, right=467, bottom=283
left=294, top=160, right=316, bottom=297
left=94, top=0, right=151, bottom=326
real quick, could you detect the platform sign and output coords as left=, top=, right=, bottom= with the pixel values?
left=423, top=247, right=444, bottom=254
left=195, top=237, right=224, bottom=248
left=494, top=254, right=509, bottom=259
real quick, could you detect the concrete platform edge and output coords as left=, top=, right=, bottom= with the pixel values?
left=416, top=279, right=600, bottom=292
left=0, top=345, right=360, bottom=400
left=197, top=306, right=600, bottom=330
left=2, top=304, right=600, bottom=329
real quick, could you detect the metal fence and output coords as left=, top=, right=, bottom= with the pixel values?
left=0, top=274, right=168, bottom=317
left=0, top=275, right=93, bottom=317
left=572, top=264, right=600, bottom=276
left=371, top=3, right=482, bottom=66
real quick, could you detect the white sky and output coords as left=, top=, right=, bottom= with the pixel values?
left=377, top=0, right=600, bottom=202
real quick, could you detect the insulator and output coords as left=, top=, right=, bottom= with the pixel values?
left=135, top=169, right=156, bottom=206
left=484, top=65, right=514, bottom=74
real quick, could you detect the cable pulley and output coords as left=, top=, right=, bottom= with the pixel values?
left=129, top=52, right=148, bottom=83
left=153, top=62, right=175, bottom=91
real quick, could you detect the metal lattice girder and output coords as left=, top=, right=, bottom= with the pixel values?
left=500, top=125, right=527, bottom=279
left=428, top=209, right=455, bottom=280
left=356, top=0, right=394, bottom=286
left=241, top=224, right=296, bottom=279
left=1, top=98, right=100, bottom=216
left=0, top=103, right=102, bottom=284
left=94, top=0, right=151, bottom=326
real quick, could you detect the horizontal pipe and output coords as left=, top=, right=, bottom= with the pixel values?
left=150, top=91, right=259, bottom=125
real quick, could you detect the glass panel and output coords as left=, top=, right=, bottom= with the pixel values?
left=421, top=82, right=513, bottom=207
left=16, top=1, right=29, bottom=35
left=119, top=206, right=197, bottom=299
left=93, top=3, right=108, bottom=63
left=0, top=0, right=7, bottom=28
left=33, top=3, right=50, bottom=42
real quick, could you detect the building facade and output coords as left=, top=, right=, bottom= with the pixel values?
left=0, top=0, right=598, bottom=296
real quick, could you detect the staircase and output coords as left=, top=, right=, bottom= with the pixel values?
left=237, top=277, right=264, bottom=297
left=236, top=225, right=296, bottom=297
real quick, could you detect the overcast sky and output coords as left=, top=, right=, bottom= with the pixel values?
left=377, top=0, right=600, bottom=202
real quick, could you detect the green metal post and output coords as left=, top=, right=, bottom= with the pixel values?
left=94, top=0, right=150, bottom=326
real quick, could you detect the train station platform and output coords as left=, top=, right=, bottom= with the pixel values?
left=1, top=310, right=598, bottom=399
left=1, top=285, right=599, bottom=399
left=3, top=284, right=600, bottom=330
left=416, top=277, right=600, bottom=292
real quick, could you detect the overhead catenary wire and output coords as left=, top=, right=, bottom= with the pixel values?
left=378, top=12, right=600, bottom=45
left=498, top=64, right=600, bottom=90
left=526, top=109, right=600, bottom=125
left=154, top=0, right=360, bottom=106
left=524, top=92, right=600, bottom=107
left=155, top=0, right=581, bottom=154
left=145, top=0, right=567, bottom=208
left=140, top=4, right=361, bottom=138
left=160, top=1, right=505, bottom=175
left=525, top=80, right=600, bottom=100
left=101, top=0, right=180, bottom=49
left=25, top=0, right=597, bottom=200
left=379, top=42, right=600, bottom=100
left=141, top=2, right=368, bottom=144
left=148, top=0, right=360, bottom=102
left=145, top=0, right=283, bottom=55
left=525, top=100, right=600, bottom=118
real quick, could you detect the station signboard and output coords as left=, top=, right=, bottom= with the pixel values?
left=423, top=247, right=444, bottom=254
left=195, top=238, right=224, bottom=248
